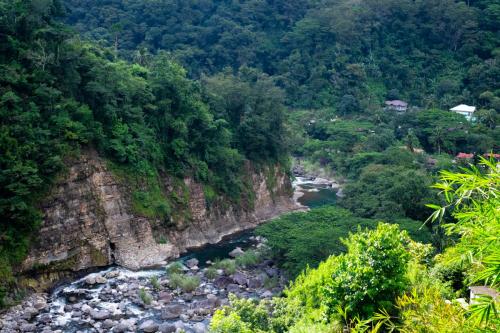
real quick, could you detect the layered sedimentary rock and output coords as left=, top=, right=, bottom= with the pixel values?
left=20, top=151, right=297, bottom=288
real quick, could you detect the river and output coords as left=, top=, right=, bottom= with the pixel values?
left=2, top=177, right=337, bottom=333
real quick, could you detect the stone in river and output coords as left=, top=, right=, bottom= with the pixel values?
left=139, top=319, right=159, bottom=332
left=229, top=247, right=244, bottom=258
left=90, top=309, right=110, bottom=320
left=231, top=272, right=248, bottom=286
left=185, top=258, right=199, bottom=268
left=158, top=291, right=173, bottom=302
left=193, top=322, right=207, bottom=333
left=113, top=321, right=131, bottom=333
left=20, top=323, right=37, bottom=332
left=158, top=323, right=176, bottom=333
left=213, top=276, right=232, bottom=288
left=226, top=283, right=240, bottom=293
left=102, top=319, right=114, bottom=329
left=160, top=304, right=185, bottom=320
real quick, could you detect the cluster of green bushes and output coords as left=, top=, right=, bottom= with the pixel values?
left=256, top=206, right=432, bottom=277
left=210, top=160, right=499, bottom=332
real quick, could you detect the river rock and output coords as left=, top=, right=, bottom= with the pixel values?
left=231, top=272, right=248, bottom=286
left=158, top=323, right=176, bottom=333
left=139, top=319, right=159, bottom=332
left=158, top=291, right=173, bottom=302
left=261, top=290, right=273, bottom=298
left=193, top=322, right=207, bottom=333
left=22, top=307, right=39, bottom=320
left=105, top=271, right=120, bottom=279
left=161, top=304, right=185, bottom=320
left=20, top=323, right=37, bottom=332
left=207, top=294, right=220, bottom=305
left=213, top=276, right=232, bottom=288
left=185, top=258, right=199, bottom=268
left=113, top=321, right=131, bottom=333
left=226, top=284, right=240, bottom=293
left=229, top=247, right=244, bottom=258
left=102, top=319, right=114, bottom=329
left=90, top=310, right=110, bottom=320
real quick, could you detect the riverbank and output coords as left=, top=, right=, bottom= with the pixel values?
left=0, top=239, right=286, bottom=333
left=0, top=179, right=337, bottom=333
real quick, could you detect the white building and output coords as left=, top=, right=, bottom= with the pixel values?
left=450, top=104, right=476, bottom=121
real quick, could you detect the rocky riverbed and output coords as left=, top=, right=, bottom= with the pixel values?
left=0, top=238, right=286, bottom=333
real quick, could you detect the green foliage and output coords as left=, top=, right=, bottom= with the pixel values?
left=0, top=0, right=289, bottom=304
left=341, top=164, right=435, bottom=221
left=166, top=262, right=184, bottom=276
left=150, top=276, right=161, bottom=291
left=235, top=250, right=261, bottom=268
left=323, top=224, right=411, bottom=319
left=65, top=0, right=500, bottom=110
left=168, top=273, right=200, bottom=293
left=138, top=288, right=152, bottom=305
left=205, top=267, right=218, bottom=280
left=213, top=259, right=237, bottom=275
left=428, top=158, right=500, bottom=325
left=257, top=206, right=431, bottom=277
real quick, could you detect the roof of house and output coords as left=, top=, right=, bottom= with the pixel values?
left=385, top=100, right=408, bottom=107
left=484, top=153, right=500, bottom=159
left=450, top=104, right=476, bottom=113
left=456, top=152, right=474, bottom=159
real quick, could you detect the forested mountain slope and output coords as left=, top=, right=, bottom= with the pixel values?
left=65, top=0, right=499, bottom=108
left=0, top=0, right=290, bottom=305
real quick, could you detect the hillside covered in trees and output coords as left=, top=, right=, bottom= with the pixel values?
left=0, top=0, right=499, bottom=331
left=65, top=0, right=499, bottom=110
left=0, top=0, right=288, bottom=305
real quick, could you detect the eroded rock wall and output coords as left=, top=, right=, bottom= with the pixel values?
left=20, top=151, right=297, bottom=289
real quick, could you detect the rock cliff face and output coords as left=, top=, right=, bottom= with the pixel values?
left=20, top=151, right=298, bottom=289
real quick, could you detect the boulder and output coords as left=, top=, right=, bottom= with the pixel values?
left=139, top=320, right=159, bottom=332
left=102, top=319, right=114, bottom=329
left=231, top=272, right=248, bottom=286
left=229, top=247, right=244, bottom=258
left=213, top=276, right=232, bottom=289
left=226, top=284, right=240, bottom=293
left=20, top=323, right=37, bottom=332
left=193, top=322, right=207, bottom=333
left=90, top=310, right=110, bottom=320
left=113, top=321, right=131, bottom=333
left=185, top=258, right=199, bottom=269
left=158, top=291, right=173, bottom=302
left=158, top=323, right=176, bottom=333
left=160, top=304, right=185, bottom=320
left=95, top=275, right=108, bottom=284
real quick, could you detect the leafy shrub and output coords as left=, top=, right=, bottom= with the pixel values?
left=150, top=276, right=161, bottom=291
left=235, top=250, right=261, bottom=267
left=166, top=262, right=184, bottom=276
left=205, top=267, right=218, bottom=280
left=323, top=223, right=411, bottom=319
left=210, top=310, right=252, bottom=333
left=138, top=288, right=152, bottom=305
left=168, top=273, right=200, bottom=292
left=214, top=259, right=237, bottom=275
left=181, top=275, right=201, bottom=292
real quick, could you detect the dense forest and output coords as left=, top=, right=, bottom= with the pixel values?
left=65, top=0, right=500, bottom=109
left=0, top=0, right=288, bottom=304
left=1, top=0, right=499, bottom=331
